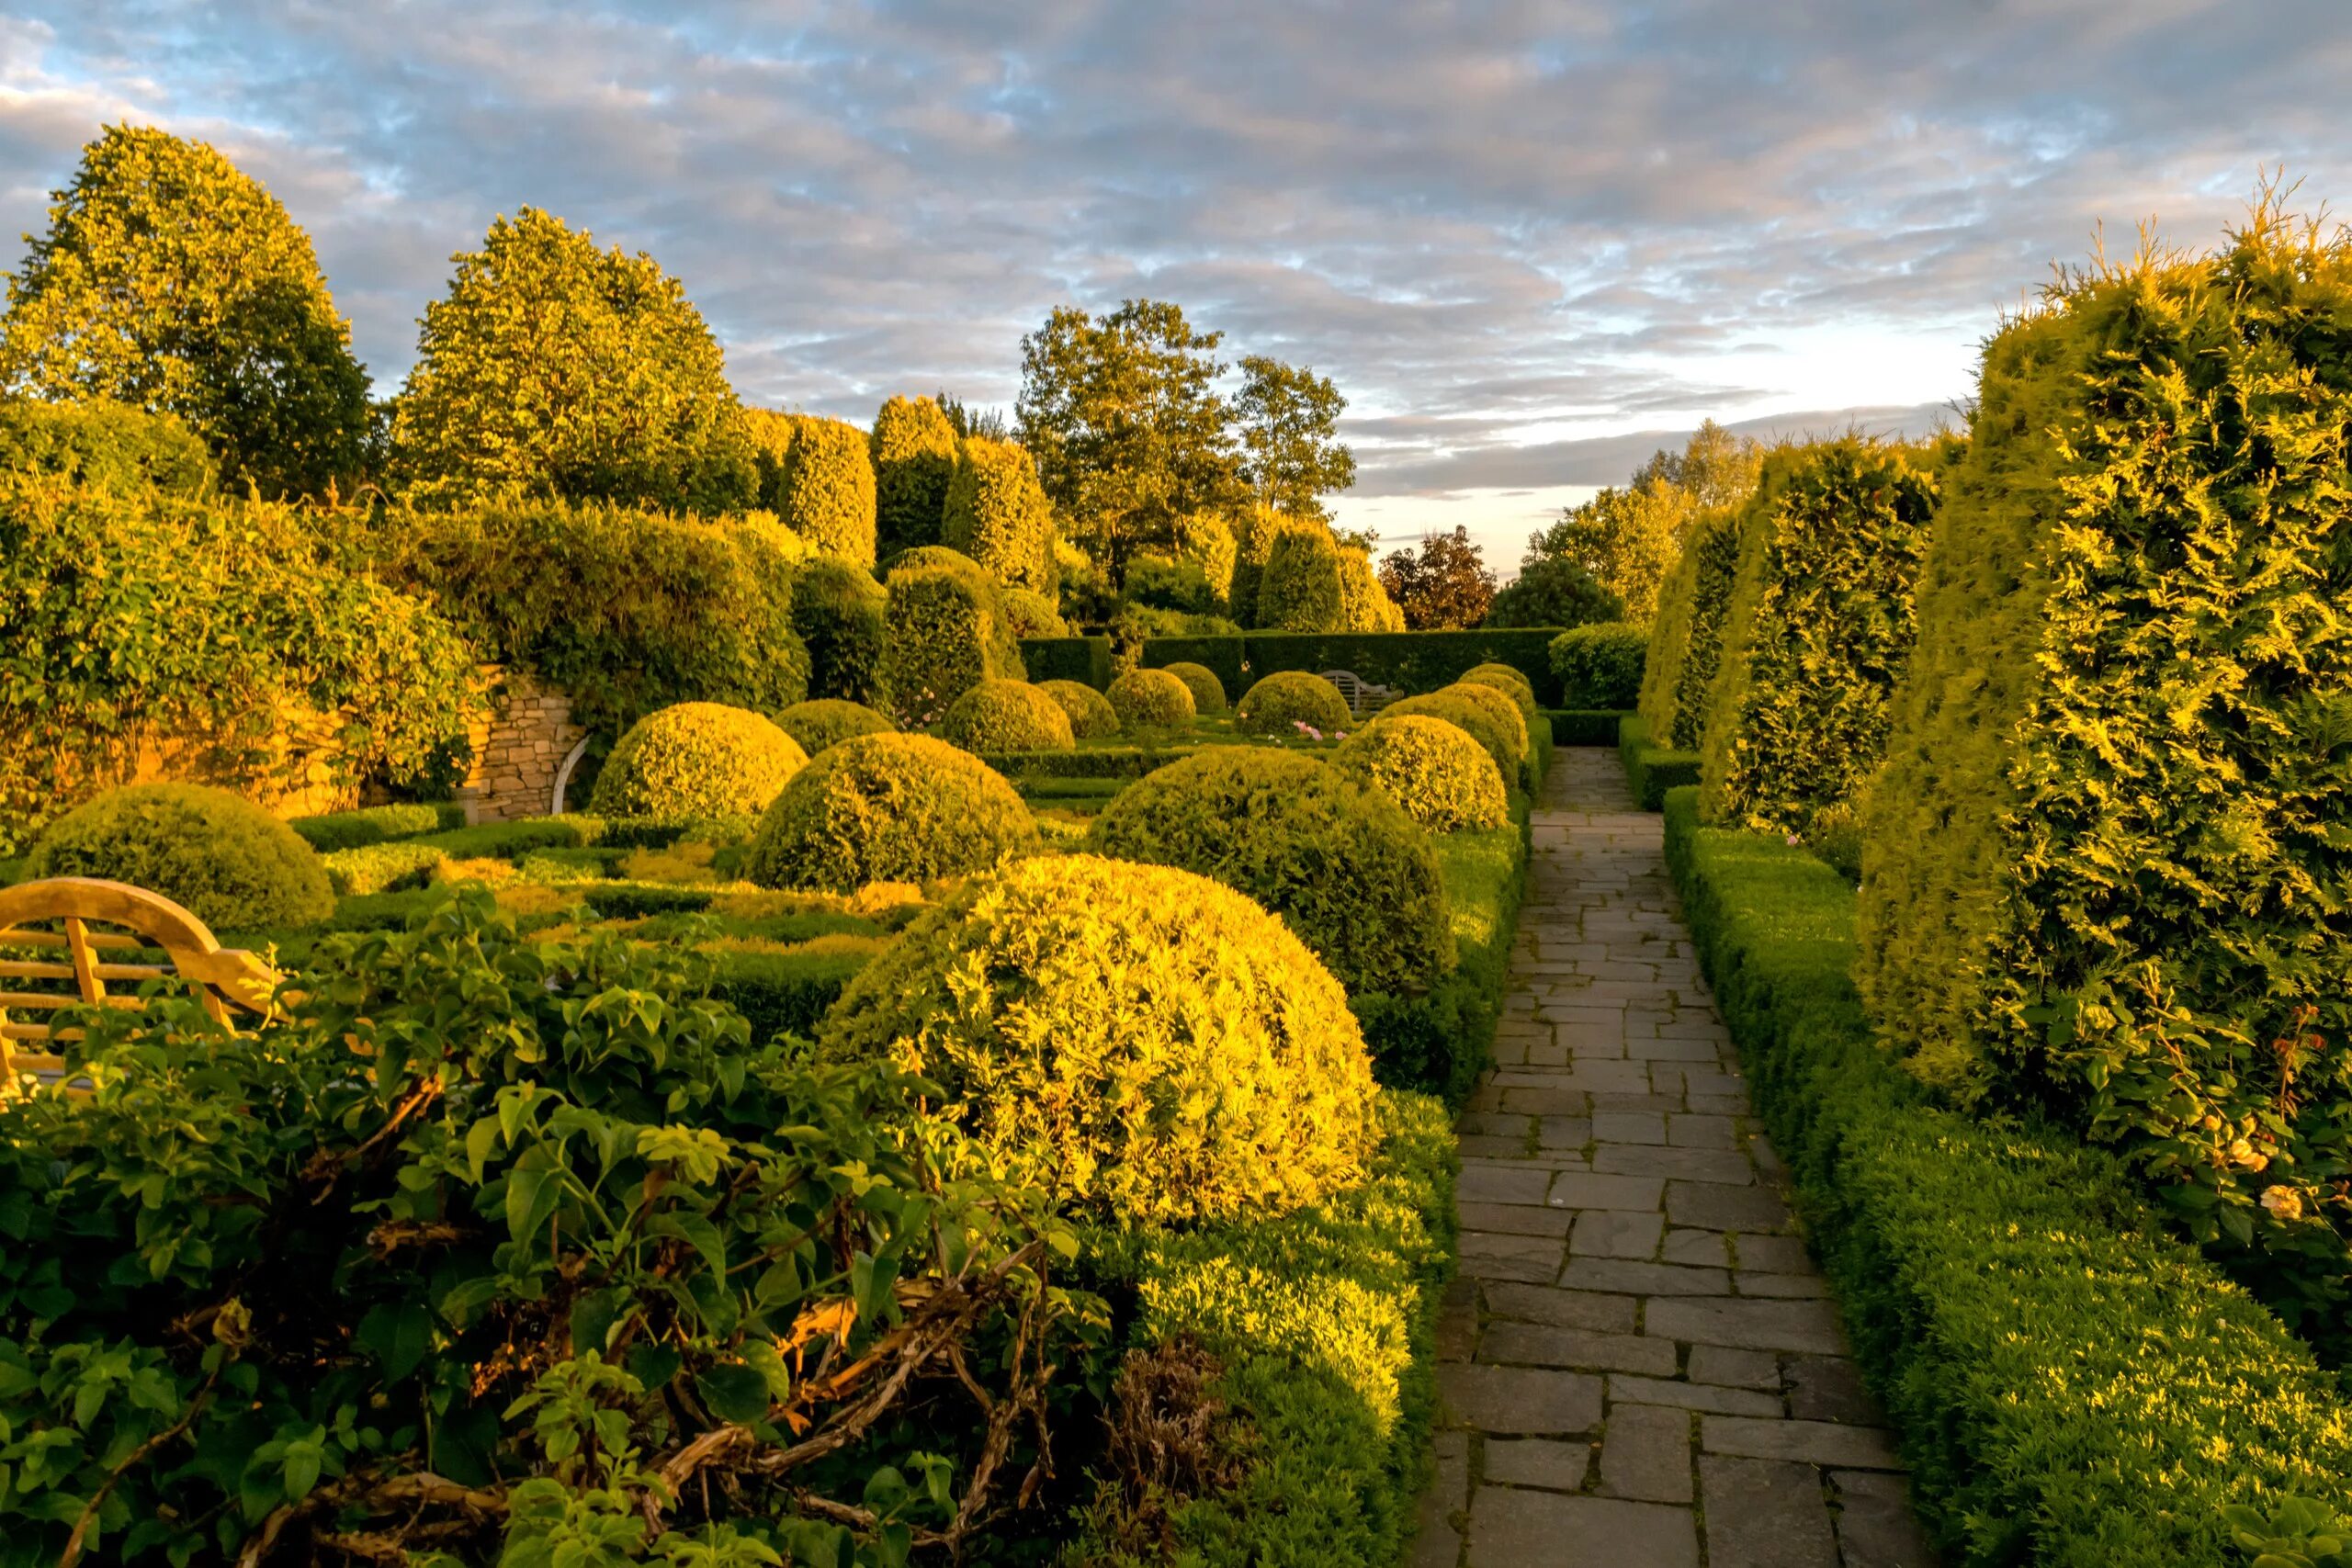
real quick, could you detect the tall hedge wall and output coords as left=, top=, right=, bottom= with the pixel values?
left=870, top=394, right=956, bottom=556
left=1855, top=211, right=2352, bottom=1345
left=1636, top=508, right=1739, bottom=750
left=777, top=413, right=877, bottom=567
left=942, top=436, right=1053, bottom=593
left=1696, top=438, right=1941, bottom=834
left=1027, top=629, right=1571, bottom=706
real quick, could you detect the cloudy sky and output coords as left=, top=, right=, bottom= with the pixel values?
left=4, top=2, right=2347, bottom=561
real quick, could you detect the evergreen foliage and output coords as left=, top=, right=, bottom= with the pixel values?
left=943, top=435, right=1054, bottom=592
left=788, top=558, right=889, bottom=706
left=586, top=702, right=808, bottom=819
left=1637, top=510, right=1742, bottom=751
left=777, top=413, right=877, bottom=566
left=30, top=782, right=334, bottom=930
left=869, top=393, right=958, bottom=555
left=1105, top=669, right=1197, bottom=730
left=1237, top=671, right=1351, bottom=737
left=744, top=733, right=1036, bottom=891
left=1038, top=679, right=1122, bottom=739
left=1338, top=715, right=1509, bottom=831
left=775, top=698, right=894, bottom=755
left=879, top=550, right=1024, bottom=727
left=0, top=397, right=214, bottom=496
left=1548, top=621, right=1649, bottom=710
left=1158, top=661, right=1227, bottom=714
left=938, top=679, right=1078, bottom=754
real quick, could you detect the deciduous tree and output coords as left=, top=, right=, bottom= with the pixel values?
left=1378, top=526, right=1496, bottom=629
left=1235, top=355, right=1355, bottom=520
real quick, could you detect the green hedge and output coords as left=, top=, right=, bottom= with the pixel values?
left=707, top=945, right=870, bottom=1040
left=1022, top=636, right=1115, bottom=690
left=980, top=745, right=1201, bottom=779
left=1616, top=714, right=1700, bottom=810
left=1662, top=784, right=2352, bottom=1565
left=1545, top=708, right=1630, bottom=746
left=1023, top=630, right=1571, bottom=705
left=0, top=397, right=215, bottom=496
left=1547, top=621, right=1646, bottom=708
left=289, top=802, right=467, bottom=852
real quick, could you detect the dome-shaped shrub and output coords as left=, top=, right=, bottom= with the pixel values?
left=776, top=698, right=893, bottom=755
left=778, top=414, right=877, bottom=567
left=938, top=679, right=1076, bottom=753
left=1039, top=679, right=1121, bottom=739
left=1000, top=587, right=1067, bottom=639
left=1159, top=660, right=1227, bottom=714
left=1440, top=680, right=1532, bottom=769
left=1338, top=715, right=1509, bottom=831
left=589, top=702, right=808, bottom=819
left=1089, top=749, right=1454, bottom=994
left=817, top=853, right=1378, bottom=1225
left=29, top=783, right=334, bottom=930
left=1462, top=662, right=1538, bottom=720
left=744, top=733, right=1036, bottom=891
left=1106, top=668, right=1196, bottom=729
left=1236, top=670, right=1351, bottom=737
left=1381, top=691, right=1520, bottom=789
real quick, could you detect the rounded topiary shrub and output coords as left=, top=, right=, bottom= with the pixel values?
left=29, top=783, right=334, bottom=930
left=1462, top=662, right=1538, bottom=720
left=743, top=732, right=1036, bottom=891
left=1039, top=679, right=1120, bottom=739
left=588, top=702, right=808, bottom=820
left=1106, top=668, right=1196, bottom=730
left=1438, top=681, right=1531, bottom=768
left=1000, top=587, right=1067, bottom=639
left=1158, top=660, right=1227, bottom=714
left=776, top=698, right=893, bottom=755
left=1549, top=621, right=1648, bottom=709
left=778, top=413, right=877, bottom=567
left=1236, top=670, right=1351, bottom=737
left=818, top=852, right=1379, bottom=1226
left=1089, top=748, right=1454, bottom=994
left=1338, top=715, right=1509, bottom=831
left=943, top=436, right=1055, bottom=593
left=1381, top=691, right=1520, bottom=789
left=938, top=678, right=1077, bottom=754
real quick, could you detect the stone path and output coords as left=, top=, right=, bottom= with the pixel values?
left=1413, top=749, right=1937, bottom=1568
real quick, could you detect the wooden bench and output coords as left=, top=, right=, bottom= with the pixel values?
left=1318, top=670, right=1402, bottom=717
left=0, top=878, right=281, bottom=1087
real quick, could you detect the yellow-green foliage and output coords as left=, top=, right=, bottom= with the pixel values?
left=775, top=698, right=893, bottom=754
left=1159, top=660, right=1227, bottom=714
left=744, top=732, right=1036, bottom=891
left=588, top=701, right=808, bottom=820
left=869, top=394, right=957, bottom=555
left=1338, top=714, right=1508, bottom=831
left=1237, top=670, right=1351, bottom=737
left=879, top=548, right=1024, bottom=727
left=1000, top=587, right=1067, bottom=638
left=1379, top=690, right=1519, bottom=792
left=738, top=407, right=796, bottom=504
left=29, top=783, right=334, bottom=930
left=1106, top=668, right=1196, bottom=730
left=1547, top=622, right=1648, bottom=710
left=786, top=556, right=887, bottom=707
left=943, top=436, right=1054, bottom=593
left=1090, top=748, right=1455, bottom=995
left=1175, top=511, right=1238, bottom=613
left=1229, top=503, right=1322, bottom=622
left=1698, top=438, right=1939, bottom=835
left=1256, top=526, right=1346, bottom=631
left=1459, top=666, right=1538, bottom=728
left=1338, top=544, right=1408, bottom=633
left=817, top=852, right=1379, bottom=1226
left=1434, top=682, right=1531, bottom=781
left=938, top=679, right=1076, bottom=754
left=778, top=414, right=877, bottom=567
left=0, top=398, right=214, bottom=498
left=1039, top=679, right=1121, bottom=739
left=1639, top=509, right=1741, bottom=750
left=1856, top=208, right=2352, bottom=1335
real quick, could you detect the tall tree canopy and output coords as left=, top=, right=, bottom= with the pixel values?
left=1379, top=526, right=1495, bottom=629
left=1521, top=419, right=1762, bottom=623
left=390, top=208, right=753, bottom=513
left=1235, top=355, right=1355, bottom=520
left=0, top=124, right=372, bottom=499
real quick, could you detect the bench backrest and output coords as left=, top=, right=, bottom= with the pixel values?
left=1318, top=669, right=1401, bottom=716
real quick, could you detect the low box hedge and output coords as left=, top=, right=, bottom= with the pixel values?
left=1019, top=629, right=1570, bottom=705
left=1544, top=707, right=1629, bottom=746
left=289, top=801, right=467, bottom=852
left=981, top=745, right=1201, bottom=779
left=1616, top=713, right=1700, bottom=809
left=1661, top=785, right=2352, bottom=1564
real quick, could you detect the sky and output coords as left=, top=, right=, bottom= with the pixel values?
left=3, top=2, right=2348, bottom=566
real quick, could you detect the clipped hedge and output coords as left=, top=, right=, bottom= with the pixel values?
left=775, top=697, right=893, bottom=755
left=587, top=701, right=808, bottom=819
left=1106, top=668, right=1197, bottom=731
left=1159, top=660, right=1227, bottom=714
left=1257, top=526, right=1348, bottom=631
left=1381, top=691, right=1518, bottom=793
left=30, top=782, right=334, bottom=930
left=0, top=396, right=214, bottom=496
left=1130, top=630, right=1569, bottom=707
left=1858, top=215, right=2352, bottom=1338
left=1664, top=786, right=2352, bottom=1564
left=880, top=550, right=1023, bottom=728
left=1338, top=715, right=1508, bottom=832
left=1545, top=708, right=1631, bottom=746
left=776, top=412, right=877, bottom=566
left=1237, top=670, right=1351, bottom=737
left=819, top=853, right=1380, bottom=1227
left=1022, top=636, right=1116, bottom=691
left=1698, top=438, right=1940, bottom=835
left=1038, top=679, right=1120, bottom=739
left=1547, top=620, right=1647, bottom=709
left=790, top=557, right=889, bottom=707
left=288, top=802, right=465, bottom=853
left=1000, top=586, right=1067, bottom=639
left=1617, top=713, right=1702, bottom=811
left=1638, top=509, right=1741, bottom=750
left=943, top=436, right=1053, bottom=593
left=744, top=732, right=1035, bottom=891
left=938, top=678, right=1077, bottom=754
left=869, top=393, right=957, bottom=555
left=980, top=745, right=1200, bottom=781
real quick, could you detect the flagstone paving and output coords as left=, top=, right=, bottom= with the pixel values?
left=1412, top=748, right=1938, bottom=1568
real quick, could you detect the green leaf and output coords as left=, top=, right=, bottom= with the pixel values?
left=354, top=1302, right=434, bottom=1383
left=695, top=1363, right=772, bottom=1427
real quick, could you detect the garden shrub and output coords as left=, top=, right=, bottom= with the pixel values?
left=1229, top=504, right=1324, bottom=625
left=819, top=852, right=1379, bottom=1226
left=0, top=396, right=214, bottom=496
left=1698, top=437, right=1940, bottom=834
left=776, top=412, right=877, bottom=566
left=1236, top=670, right=1351, bottom=737
left=1460, top=661, right=1536, bottom=719
left=288, top=802, right=463, bottom=853
left=1638, top=509, right=1741, bottom=750
left=1442, top=681, right=1533, bottom=778
left=1039, top=679, right=1121, bottom=739
left=939, top=678, right=1078, bottom=754
left=869, top=393, right=957, bottom=555
left=1338, top=544, right=1408, bottom=633
left=28, top=782, right=334, bottom=929
left=322, top=840, right=448, bottom=897
left=1106, top=668, right=1197, bottom=730
left=586, top=701, right=808, bottom=819
left=775, top=697, right=893, bottom=755
left=1001, top=586, right=1068, bottom=638
left=1158, top=660, right=1227, bottom=714
left=1090, top=748, right=1454, bottom=995
left=1256, top=526, right=1347, bottom=631
left=1618, top=712, right=1702, bottom=810
left=788, top=557, right=889, bottom=706
left=744, top=732, right=1037, bottom=891
left=1548, top=620, right=1647, bottom=709
left=1381, top=691, right=1519, bottom=792
left=880, top=551, right=1024, bottom=727
left=1129, top=553, right=1225, bottom=616
left=944, top=435, right=1054, bottom=592
left=1175, top=511, right=1238, bottom=612
left=1338, top=715, right=1508, bottom=832
left=1855, top=209, right=2352, bottom=1341
left=0, top=889, right=1088, bottom=1564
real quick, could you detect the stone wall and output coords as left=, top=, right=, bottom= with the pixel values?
left=457, top=667, right=587, bottom=824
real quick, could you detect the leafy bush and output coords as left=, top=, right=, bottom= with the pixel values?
left=820, top=853, right=1379, bottom=1226
left=879, top=551, right=1023, bottom=727
left=1460, top=661, right=1535, bottom=717
left=870, top=393, right=958, bottom=555
left=288, top=802, right=463, bottom=853
left=1039, top=680, right=1121, bottom=739
left=1337, top=544, right=1407, bottom=634
left=29, top=782, right=334, bottom=929
left=778, top=413, right=877, bottom=566
left=1256, top=526, right=1347, bottom=631
left=944, top=436, right=1053, bottom=592
left=0, top=890, right=1090, bottom=1564
left=322, top=840, right=447, bottom=897
left=1548, top=621, right=1647, bottom=709
left=1378, top=691, right=1518, bottom=795
left=0, top=397, right=214, bottom=496
left=775, top=697, right=893, bottom=755
left=1128, top=553, right=1224, bottom=616
left=1106, top=669, right=1197, bottom=731
left=1638, top=510, right=1741, bottom=750
left=938, top=679, right=1077, bottom=754
left=1617, top=712, right=1702, bottom=810
left=1175, top=511, right=1238, bottom=613
left=1698, top=438, right=1941, bottom=834
left=1229, top=504, right=1322, bottom=623
left=1236, top=671, right=1351, bottom=737
left=1001, top=586, right=1068, bottom=638
left=1666, top=789, right=2352, bottom=1564
left=1090, top=748, right=1454, bottom=995
left=1485, top=554, right=1623, bottom=629
left=1158, top=660, right=1227, bottom=714
left=1857, top=208, right=2352, bottom=1340
left=789, top=556, right=888, bottom=706
left=744, top=733, right=1037, bottom=891
left=1140, top=630, right=1562, bottom=709
left=1338, top=715, right=1508, bottom=831
left=587, top=702, right=808, bottom=819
